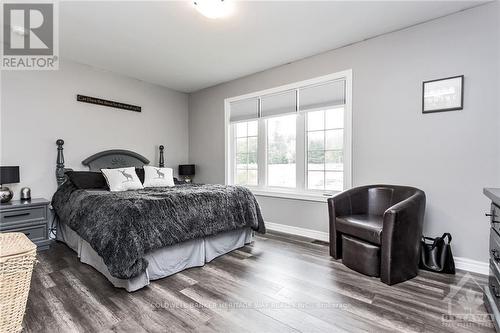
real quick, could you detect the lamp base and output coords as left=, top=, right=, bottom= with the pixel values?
left=0, top=187, right=13, bottom=203
left=182, top=176, right=193, bottom=183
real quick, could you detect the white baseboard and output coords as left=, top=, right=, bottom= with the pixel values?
left=265, top=222, right=329, bottom=242
left=454, top=257, right=489, bottom=275
left=265, top=221, right=489, bottom=275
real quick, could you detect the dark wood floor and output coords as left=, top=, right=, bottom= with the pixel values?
left=23, top=231, right=494, bottom=333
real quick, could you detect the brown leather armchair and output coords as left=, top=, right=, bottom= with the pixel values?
left=328, top=185, right=426, bottom=285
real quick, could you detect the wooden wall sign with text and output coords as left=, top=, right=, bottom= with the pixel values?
left=76, top=95, right=141, bottom=112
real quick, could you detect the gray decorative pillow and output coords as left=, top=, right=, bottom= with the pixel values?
left=101, top=167, right=144, bottom=192
left=143, top=166, right=175, bottom=188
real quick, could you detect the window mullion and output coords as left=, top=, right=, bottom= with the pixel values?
left=323, top=110, right=327, bottom=191
left=344, top=75, right=352, bottom=190
left=296, top=113, right=306, bottom=191
left=246, top=123, right=250, bottom=185
left=258, top=118, right=267, bottom=188
left=231, top=125, right=236, bottom=185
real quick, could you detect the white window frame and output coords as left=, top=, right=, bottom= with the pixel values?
left=225, top=69, right=352, bottom=202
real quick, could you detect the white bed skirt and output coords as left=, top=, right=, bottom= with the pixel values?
left=56, top=223, right=253, bottom=292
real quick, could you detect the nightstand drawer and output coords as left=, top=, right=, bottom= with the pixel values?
left=0, top=206, right=46, bottom=225
left=2, top=224, right=47, bottom=243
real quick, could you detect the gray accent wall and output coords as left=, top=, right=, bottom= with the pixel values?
left=1, top=59, right=189, bottom=200
left=189, top=3, right=500, bottom=262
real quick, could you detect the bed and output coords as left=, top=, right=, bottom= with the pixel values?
left=51, top=139, right=265, bottom=292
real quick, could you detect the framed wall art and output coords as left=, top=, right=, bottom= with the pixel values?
left=422, top=75, right=464, bottom=113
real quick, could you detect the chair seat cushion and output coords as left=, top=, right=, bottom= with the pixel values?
left=342, top=234, right=380, bottom=277
left=336, top=214, right=383, bottom=245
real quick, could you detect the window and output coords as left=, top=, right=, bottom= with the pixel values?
left=267, top=114, right=296, bottom=188
left=235, top=120, right=258, bottom=186
left=307, top=107, right=344, bottom=191
left=226, top=70, right=352, bottom=200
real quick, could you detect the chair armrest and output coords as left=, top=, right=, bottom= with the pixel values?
left=380, top=191, right=426, bottom=284
left=383, top=191, right=426, bottom=231
left=327, top=191, right=351, bottom=218
left=327, top=186, right=369, bottom=217
left=328, top=186, right=368, bottom=258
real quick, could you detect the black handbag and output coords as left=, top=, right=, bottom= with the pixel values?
left=419, top=233, right=455, bottom=274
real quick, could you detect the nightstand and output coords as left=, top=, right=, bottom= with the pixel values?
left=0, top=198, right=51, bottom=251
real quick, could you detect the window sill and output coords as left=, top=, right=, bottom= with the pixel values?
left=250, top=189, right=335, bottom=202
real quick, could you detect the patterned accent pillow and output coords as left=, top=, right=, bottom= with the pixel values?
left=101, top=167, right=144, bottom=192
left=143, top=166, right=175, bottom=188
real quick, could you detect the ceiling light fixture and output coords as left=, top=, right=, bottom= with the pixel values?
left=193, top=0, right=234, bottom=19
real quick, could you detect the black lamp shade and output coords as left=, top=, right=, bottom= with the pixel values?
left=179, top=164, right=195, bottom=176
left=0, top=166, right=20, bottom=185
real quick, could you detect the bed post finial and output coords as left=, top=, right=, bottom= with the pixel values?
left=56, top=139, right=66, bottom=186
left=159, top=145, right=165, bottom=167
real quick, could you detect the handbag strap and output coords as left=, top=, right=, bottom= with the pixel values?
left=421, top=233, right=452, bottom=248
left=441, top=233, right=452, bottom=244
left=421, top=236, right=439, bottom=249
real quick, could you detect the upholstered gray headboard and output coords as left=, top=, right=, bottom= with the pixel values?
left=82, top=150, right=150, bottom=171
left=55, top=139, right=165, bottom=186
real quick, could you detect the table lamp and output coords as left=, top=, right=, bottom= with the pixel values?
left=0, top=166, right=20, bottom=203
left=178, top=164, right=195, bottom=183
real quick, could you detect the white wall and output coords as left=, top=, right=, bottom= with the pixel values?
left=1, top=60, right=189, bottom=200
left=189, top=3, right=500, bottom=262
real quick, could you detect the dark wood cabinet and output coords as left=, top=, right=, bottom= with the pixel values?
left=484, top=188, right=500, bottom=332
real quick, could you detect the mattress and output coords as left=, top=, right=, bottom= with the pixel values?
left=56, top=222, right=252, bottom=292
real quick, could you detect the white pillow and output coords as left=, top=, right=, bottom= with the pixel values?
left=143, top=166, right=175, bottom=188
left=101, top=167, right=144, bottom=192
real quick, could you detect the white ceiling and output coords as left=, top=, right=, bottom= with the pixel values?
left=59, top=1, right=485, bottom=93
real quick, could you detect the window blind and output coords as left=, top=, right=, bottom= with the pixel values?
left=229, top=98, right=259, bottom=122
left=260, top=90, right=296, bottom=118
left=299, top=80, right=345, bottom=111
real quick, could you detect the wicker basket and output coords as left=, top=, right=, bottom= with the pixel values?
left=0, top=233, right=37, bottom=333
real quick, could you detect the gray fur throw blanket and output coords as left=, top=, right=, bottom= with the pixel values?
left=52, top=182, right=265, bottom=279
